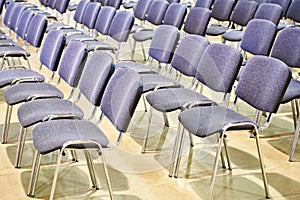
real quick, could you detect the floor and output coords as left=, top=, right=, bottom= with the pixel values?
left=0, top=1, right=300, bottom=199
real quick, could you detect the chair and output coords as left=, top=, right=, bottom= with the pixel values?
left=46, top=0, right=57, bottom=10
left=269, top=27, right=300, bottom=161
left=132, top=0, right=153, bottom=30
left=15, top=51, right=114, bottom=168
left=14, top=9, right=35, bottom=43
left=1, top=41, right=87, bottom=144
left=268, top=0, right=291, bottom=18
left=172, top=55, right=291, bottom=200
left=205, top=0, right=235, bottom=37
left=221, top=0, right=258, bottom=44
left=194, top=0, right=214, bottom=9
left=285, top=0, right=300, bottom=26
left=250, top=0, right=268, bottom=4
left=0, top=1, right=18, bottom=35
left=143, top=43, right=242, bottom=153
left=27, top=67, right=143, bottom=200
left=107, top=0, right=122, bottom=9
left=183, top=7, right=211, bottom=36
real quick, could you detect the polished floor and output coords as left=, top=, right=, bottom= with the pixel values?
left=0, top=1, right=300, bottom=199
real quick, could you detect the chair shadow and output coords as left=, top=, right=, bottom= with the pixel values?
left=268, top=136, right=300, bottom=161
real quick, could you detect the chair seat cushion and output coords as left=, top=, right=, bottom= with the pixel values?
left=68, top=3, right=78, bottom=11
left=123, top=1, right=136, bottom=9
left=32, top=119, right=109, bottom=154
left=140, top=74, right=180, bottom=92
left=132, top=30, right=154, bottom=42
left=0, top=38, right=14, bottom=44
left=179, top=106, right=256, bottom=138
left=4, top=82, right=64, bottom=105
left=66, top=33, right=94, bottom=44
left=206, top=25, right=229, bottom=36
left=222, top=30, right=243, bottom=42
left=146, top=88, right=212, bottom=112
left=0, top=45, right=30, bottom=57
left=81, top=40, right=114, bottom=52
left=0, top=69, right=45, bottom=88
left=115, top=61, right=155, bottom=73
left=281, top=78, right=300, bottom=104
left=18, top=99, right=84, bottom=127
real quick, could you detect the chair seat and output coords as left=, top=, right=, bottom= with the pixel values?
left=46, top=22, right=68, bottom=32
left=133, top=30, right=154, bottom=42
left=281, top=78, right=300, bottom=104
left=222, top=30, right=244, bottom=42
left=123, top=1, right=136, bottom=9
left=179, top=106, right=256, bottom=138
left=66, top=33, right=93, bottom=44
left=0, top=45, right=30, bottom=57
left=0, top=69, right=45, bottom=88
left=4, top=82, right=64, bottom=105
left=32, top=119, right=109, bottom=154
left=115, top=61, right=155, bottom=73
left=146, top=88, right=212, bottom=112
left=206, top=25, right=229, bottom=36
left=18, top=99, right=84, bottom=128
left=140, top=74, right=180, bottom=92
left=0, top=38, right=14, bottom=44
left=68, top=3, right=78, bottom=11
left=81, top=40, right=115, bottom=52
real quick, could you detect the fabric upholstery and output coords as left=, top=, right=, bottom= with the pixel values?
left=108, top=0, right=122, bottom=9
left=195, top=0, right=213, bottom=9
left=108, top=11, right=134, bottom=42
left=55, top=0, right=70, bottom=14
left=115, top=61, right=154, bottom=72
left=146, top=0, right=168, bottom=25
left=210, top=0, right=235, bottom=21
left=73, top=0, right=89, bottom=24
left=286, top=0, right=300, bottom=22
left=82, top=2, right=101, bottom=29
left=269, top=0, right=291, bottom=17
left=163, top=3, right=187, bottom=30
left=0, top=45, right=30, bottom=57
left=281, top=79, right=300, bottom=103
left=94, top=6, right=116, bottom=35
left=206, top=25, right=229, bottom=36
left=183, top=7, right=211, bottom=36
left=254, top=3, right=282, bottom=25
left=3, top=1, right=17, bottom=28
left=0, top=70, right=45, bottom=88
left=9, top=4, right=26, bottom=32
left=134, top=0, right=152, bottom=20
left=15, top=10, right=34, bottom=40
left=47, top=0, right=57, bottom=9
left=100, top=67, right=143, bottom=133
left=230, top=0, right=258, bottom=26
left=26, top=14, right=48, bottom=48
left=236, top=55, right=291, bottom=113
left=222, top=30, right=244, bottom=42
left=140, top=73, right=180, bottom=92
left=32, top=119, right=109, bottom=154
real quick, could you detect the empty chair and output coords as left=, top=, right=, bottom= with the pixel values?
left=0, top=1, right=18, bottom=34
left=221, top=0, right=258, bottom=43
left=205, top=0, right=235, bottom=37
left=15, top=51, right=114, bottom=168
left=143, top=43, right=241, bottom=153
left=47, top=0, right=57, bottom=10
left=27, top=67, right=143, bottom=200
left=194, top=0, right=214, bottom=9
left=132, top=0, right=153, bottom=29
left=269, top=27, right=300, bottom=161
left=1, top=41, right=87, bottom=144
left=250, top=0, right=268, bottom=4
left=55, top=0, right=70, bottom=15
left=107, top=0, right=122, bottom=9
left=285, top=0, right=300, bottom=25
left=183, top=7, right=211, bottom=36
left=14, top=9, right=35, bottom=42
left=254, top=3, right=282, bottom=25
left=269, top=0, right=291, bottom=18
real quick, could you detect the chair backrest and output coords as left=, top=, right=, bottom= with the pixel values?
left=250, top=0, right=268, bottom=5
left=39, top=30, right=66, bottom=71
left=133, top=0, right=153, bottom=21
left=195, top=43, right=242, bottom=93
left=15, top=10, right=35, bottom=40
left=55, top=0, right=70, bottom=14
left=286, top=0, right=300, bottom=23
left=100, top=67, right=143, bottom=133
left=39, top=0, right=48, bottom=7
left=94, top=6, right=116, bottom=35
left=240, top=19, right=276, bottom=56
left=269, top=0, right=291, bottom=17
left=99, top=0, right=109, bottom=6
left=57, top=41, right=88, bottom=87
left=171, top=35, right=209, bottom=77
left=167, top=0, right=180, bottom=3
left=9, top=4, right=26, bottom=32
left=82, top=2, right=101, bottom=29
left=146, top=0, right=169, bottom=25
left=3, top=1, right=17, bottom=27
left=26, top=14, right=48, bottom=48
left=148, top=25, right=180, bottom=64
left=195, top=0, right=214, bottom=9
left=183, top=7, right=211, bottom=36
left=271, top=27, right=300, bottom=68
left=47, top=0, right=57, bottom=9
left=73, top=0, right=89, bottom=25
left=108, top=0, right=122, bottom=9
left=210, top=0, right=235, bottom=21
left=230, top=0, right=258, bottom=27
left=79, top=52, right=115, bottom=106
left=163, top=3, right=187, bottom=29
left=108, top=11, right=134, bottom=42
left=236, top=55, right=291, bottom=113
left=254, top=3, right=282, bottom=25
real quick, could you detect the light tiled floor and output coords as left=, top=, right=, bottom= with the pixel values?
left=0, top=1, right=300, bottom=199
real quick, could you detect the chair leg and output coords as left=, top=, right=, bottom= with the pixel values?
left=223, top=136, right=232, bottom=170
left=131, top=39, right=136, bottom=61
left=15, top=126, right=27, bottom=168
left=140, top=42, right=146, bottom=61
left=208, top=133, right=225, bottom=200
left=2, top=104, right=12, bottom=144
left=142, top=94, right=147, bottom=112
left=98, top=148, right=114, bottom=200
left=162, top=112, right=169, bottom=127
left=84, top=150, right=99, bottom=189
left=27, top=151, right=42, bottom=197
left=174, top=127, right=186, bottom=178
left=49, top=150, right=64, bottom=200
left=254, top=130, right=270, bottom=199
left=188, top=132, right=194, bottom=147
left=142, top=106, right=153, bottom=153
left=70, top=150, right=78, bottom=162
left=291, top=100, right=297, bottom=130
left=169, top=122, right=182, bottom=177
left=290, top=112, right=300, bottom=162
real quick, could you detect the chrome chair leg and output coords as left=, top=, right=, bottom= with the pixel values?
left=49, top=150, right=64, bottom=200
left=141, top=42, right=146, bottom=61
left=220, top=150, right=226, bottom=169
left=188, top=132, right=194, bottom=147
left=291, top=100, right=297, bottom=130
left=142, top=94, right=147, bottom=112
left=169, top=123, right=182, bottom=177
left=15, top=126, right=27, bottom=168
left=131, top=40, right=136, bottom=61
left=162, top=112, right=169, bottom=127
left=289, top=113, right=300, bottom=162
left=142, top=106, right=153, bottom=153
left=208, top=132, right=225, bottom=200
left=84, top=150, right=99, bottom=189
left=70, top=150, right=78, bottom=162
left=223, top=136, right=232, bottom=170
left=27, top=151, right=42, bottom=197
left=174, top=127, right=186, bottom=178
left=2, top=104, right=12, bottom=144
